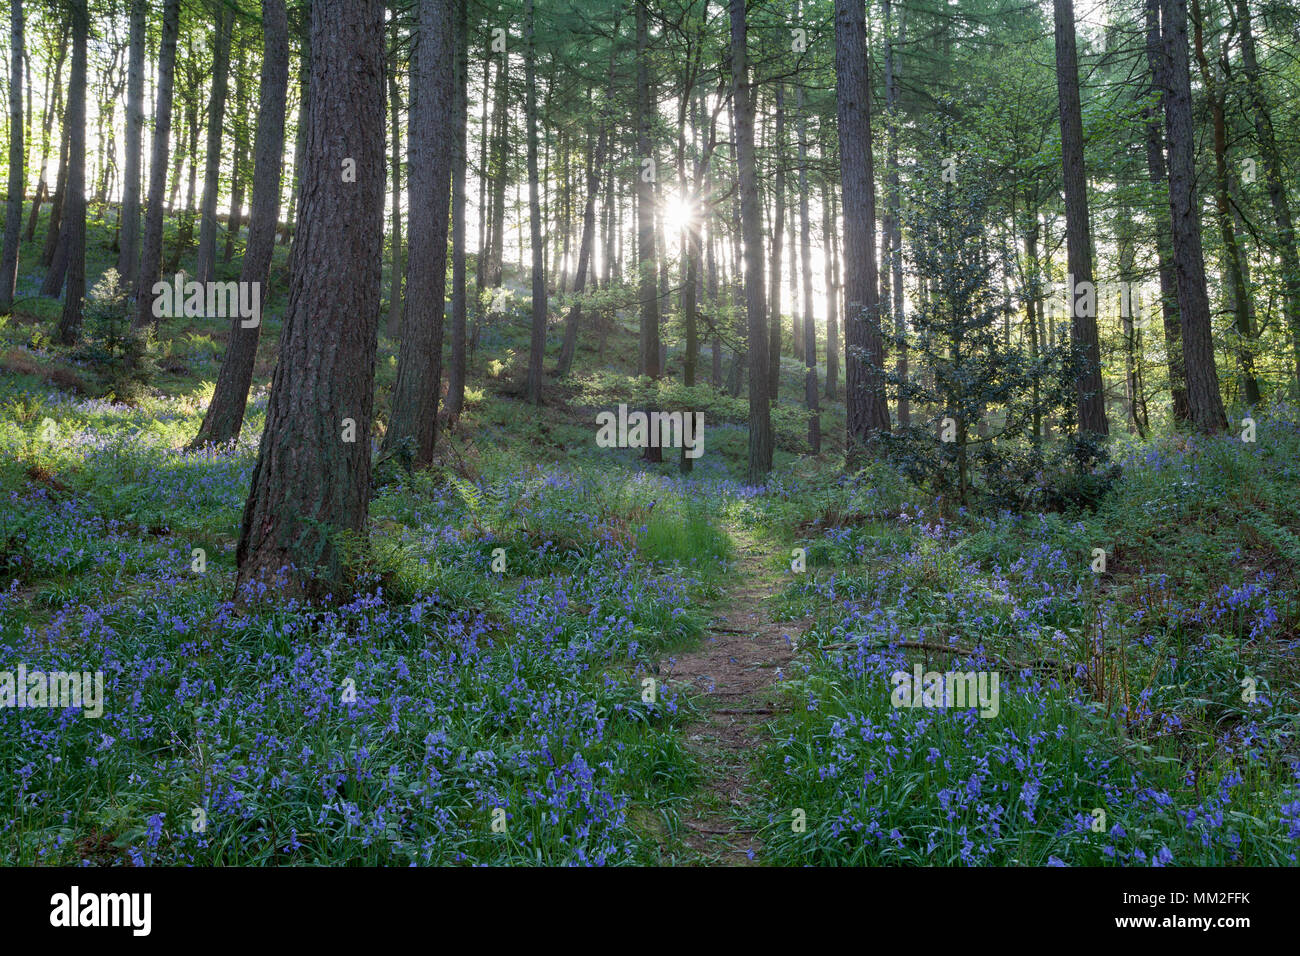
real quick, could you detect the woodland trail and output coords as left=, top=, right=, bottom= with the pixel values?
left=661, top=526, right=801, bottom=865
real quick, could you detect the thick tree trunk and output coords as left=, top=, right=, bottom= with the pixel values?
left=835, top=0, right=889, bottom=458
left=132, top=0, right=180, bottom=328
left=1053, top=0, right=1108, bottom=436
left=235, top=0, right=386, bottom=596
left=1161, top=0, right=1227, bottom=432
left=195, top=1, right=234, bottom=284
left=0, top=0, right=23, bottom=311
left=730, top=0, right=772, bottom=483
left=191, top=0, right=289, bottom=448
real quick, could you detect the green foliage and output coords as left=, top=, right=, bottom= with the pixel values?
left=71, top=270, right=159, bottom=403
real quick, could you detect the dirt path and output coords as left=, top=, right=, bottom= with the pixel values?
left=661, top=527, right=799, bottom=865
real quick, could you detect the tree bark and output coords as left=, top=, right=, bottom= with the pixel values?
left=835, top=0, right=889, bottom=458
left=384, top=0, right=454, bottom=463
left=235, top=0, right=387, bottom=596
left=385, top=26, right=403, bottom=338
left=1143, top=0, right=1189, bottom=421
left=132, top=0, right=181, bottom=328
left=884, top=0, right=907, bottom=425
left=1161, top=0, right=1227, bottom=432
left=0, top=0, right=23, bottom=311
left=114, top=0, right=147, bottom=287
left=1053, top=0, right=1108, bottom=436
left=54, top=0, right=88, bottom=344
left=798, top=80, right=819, bottom=453
left=524, top=0, right=546, bottom=405
left=446, top=0, right=469, bottom=415
left=730, top=0, right=772, bottom=483
left=822, top=180, right=839, bottom=400
left=224, top=38, right=250, bottom=263
left=768, top=83, right=785, bottom=398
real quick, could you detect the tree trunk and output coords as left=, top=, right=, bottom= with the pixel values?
left=0, top=0, right=23, bottom=310
left=191, top=0, right=289, bottom=448
left=384, top=0, right=454, bottom=463
left=798, top=80, right=819, bottom=453
left=835, top=0, right=889, bottom=458
left=822, top=181, right=839, bottom=400
left=1161, top=0, right=1227, bottom=432
left=1236, top=0, right=1300, bottom=391
left=195, top=1, right=234, bottom=284
left=1143, top=0, right=1189, bottom=421
left=54, top=0, right=88, bottom=344
left=25, top=26, right=65, bottom=245
left=730, top=0, right=772, bottom=483
left=768, top=83, right=784, bottom=398
left=132, top=0, right=180, bottom=328
left=40, top=119, right=68, bottom=271
left=1053, top=0, right=1108, bottom=436
left=385, top=30, right=403, bottom=338
left=225, top=38, right=249, bottom=264
left=235, top=0, right=386, bottom=596
left=487, top=50, right=507, bottom=287
left=446, top=0, right=469, bottom=415
left=1191, top=0, right=1258, bottom=406
left=884, top=0, right=907, bottom=425
left=523, top=0, right=547, bottom=404
left=114, top=0, right=146, bottom=287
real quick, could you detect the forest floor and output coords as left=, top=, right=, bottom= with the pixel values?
left=662, top=525, right=800, bottom=865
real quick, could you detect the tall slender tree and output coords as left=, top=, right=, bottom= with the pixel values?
left=383, top=0, right=454, bottom=464
left=524, top=0, right=546, bottom=404
left=730, top=0, right=772, bottom=483
left=53, top=0, right=88, bottom=344
left=0, top=0, right=23, bottom=311
left=116, top=0, right=147, bottom=288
